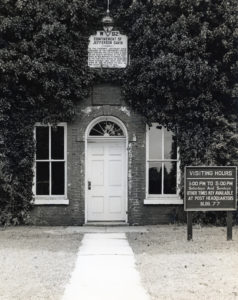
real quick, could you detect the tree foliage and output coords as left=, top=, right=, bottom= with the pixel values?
left=120, top=0, right=238, bottom=168
left=117, top=0, right=238, bottom=223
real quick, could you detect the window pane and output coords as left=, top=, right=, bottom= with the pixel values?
left=52, top=162, right=65, bottom=195
left=149, top=162, right=162, bottom=194
left=36, top=162, right=49, bottom=195
left=164, top=129, right=177, bottom=159
left=51, top=127, right=64, bottom=159
left=149, top=125, right=162, bottom=159
left=36, top=127, right=49, bottom=160
left=164, top=162, right=177, bottom=194
left=89, top=121, right=124, bottom=137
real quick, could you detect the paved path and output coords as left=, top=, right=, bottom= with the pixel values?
left=62, top=233, right=150, bottom=300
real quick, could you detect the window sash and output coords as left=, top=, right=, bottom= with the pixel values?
left=148, top=161, right=177, bottom=195
left=34, top=124, right=67, bottom=197
left=147, top=124, right=179, bottom=196
left=148, top=159, right=177, bottom=162
left=36, top=126, right=65, bottom=161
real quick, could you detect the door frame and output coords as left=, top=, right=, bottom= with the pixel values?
left=84, top=116, right=128, bottom=224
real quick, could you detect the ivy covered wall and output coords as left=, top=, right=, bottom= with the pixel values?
left=0, top=0, right=94, bottom=224
left=0, top=0, right=237, bottom=225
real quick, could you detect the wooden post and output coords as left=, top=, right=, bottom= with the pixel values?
left=227, top=211, right=233, bottom=241
left=187, top=212, right=193, bottom=241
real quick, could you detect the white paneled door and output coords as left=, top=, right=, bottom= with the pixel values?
left=87, top=141, right=126, bottom=221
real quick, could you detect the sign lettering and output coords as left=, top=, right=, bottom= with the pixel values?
left=88, top=31, right=128, bottom=68
left=184, top=166, right=237, bottom=211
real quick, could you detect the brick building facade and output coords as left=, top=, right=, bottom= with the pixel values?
left=31, top=83, right=184, bottom=225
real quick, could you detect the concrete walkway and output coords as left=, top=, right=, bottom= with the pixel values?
left=62, top=233, right=150, bottom=300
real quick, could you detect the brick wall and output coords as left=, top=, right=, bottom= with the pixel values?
left=31, top=84, right=184, bottom=225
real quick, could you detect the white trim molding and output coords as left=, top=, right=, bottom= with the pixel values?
left=84, top=116, right=128, bottom=224
left=33, top=123, right=68, bottom=205
left=145, top=123, right=183, bottom=205
left=144, top=198, right=183, bottom=205
left=34, top=199, right=69, bottom=205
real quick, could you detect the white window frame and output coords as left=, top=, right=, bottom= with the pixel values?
left=33, top=123, right=69, bottom=205
left=144, top=124, right=182, bottom=205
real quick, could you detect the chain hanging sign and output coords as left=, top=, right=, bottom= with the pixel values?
left=88, top=30, right=128, bottom=69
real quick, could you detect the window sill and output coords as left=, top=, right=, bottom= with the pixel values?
left=144, top=197, right=183, bottom=205
left=34, top=199, right=69, bottom=205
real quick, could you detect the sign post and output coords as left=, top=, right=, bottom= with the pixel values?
left=187, top=212, right=193, bottom=241
left=184, top=166, right=237, bottom=241
left=227, top=211, right=233, bottom=240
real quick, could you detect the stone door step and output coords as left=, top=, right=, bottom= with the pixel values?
left=84, top=222, right=129, bottom=227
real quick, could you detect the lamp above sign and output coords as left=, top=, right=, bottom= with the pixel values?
left=88, top=30, right=128, bottom=69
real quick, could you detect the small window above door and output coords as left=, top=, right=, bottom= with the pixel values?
left=89, top=120, right=125, bottom=137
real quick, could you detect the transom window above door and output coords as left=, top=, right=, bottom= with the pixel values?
left=145, top=123, right=182, bottom=205
left=89, top=120, right=125, bottom=137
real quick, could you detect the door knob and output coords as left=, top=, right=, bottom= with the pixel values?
left=88, top=181, right=91, bottom=190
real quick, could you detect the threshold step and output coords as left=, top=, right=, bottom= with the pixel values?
left=84, top=222, right=129, bottom=227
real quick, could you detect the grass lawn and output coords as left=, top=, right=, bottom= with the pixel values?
left=1, top=225, right=238, bottom=300
left=127, top=225, right=238, bottom=300
left=0, top=227, right=82, bottom=300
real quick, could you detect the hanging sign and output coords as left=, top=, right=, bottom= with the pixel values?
left=184, top=166, right=237, bottom=211
left=88, top=30, right=128, bottom=68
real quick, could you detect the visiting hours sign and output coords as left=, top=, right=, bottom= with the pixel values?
left=184, top=166, right=237, bottom=211
left=88, top=30, right=128, bottom=68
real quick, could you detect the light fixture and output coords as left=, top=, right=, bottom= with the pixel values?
left=102, top=0, right=114, bottom=36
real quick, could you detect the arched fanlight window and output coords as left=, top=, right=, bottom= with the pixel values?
left=89, top=120, right=124, bottom=137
